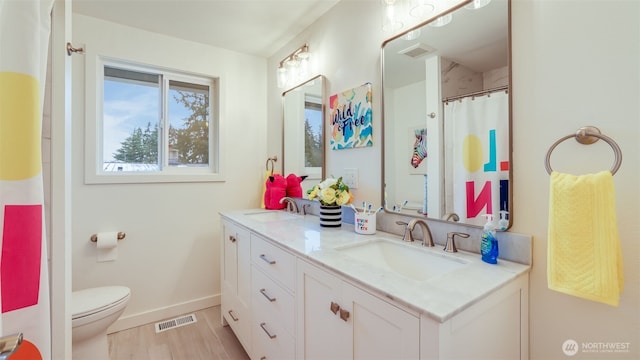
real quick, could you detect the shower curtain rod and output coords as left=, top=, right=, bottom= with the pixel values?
left=443, top=85, right=509, bottom=104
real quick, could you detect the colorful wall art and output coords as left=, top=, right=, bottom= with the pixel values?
left=329, top=83, right=372, bottom=150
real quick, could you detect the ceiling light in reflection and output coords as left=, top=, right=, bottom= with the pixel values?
left=403, top=28, right=421, bottom=40
left=464, top=0, right=491, bottom=10
left=409, top=0, right=435, bottom=18
left=428, top=13, right=452, bottom=27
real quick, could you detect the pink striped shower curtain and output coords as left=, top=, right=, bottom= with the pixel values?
left=0, top=0, right=54, bottom=358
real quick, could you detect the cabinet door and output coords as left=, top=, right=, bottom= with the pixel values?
left=221, top=221, right=251, bottom=354
left=297, top=259, right=350, bottom=360
left=236, top=225, right=251, bottom=308
left=343, top=284, right=420, bottom=360
left=222, top=221, right=238, bottom=295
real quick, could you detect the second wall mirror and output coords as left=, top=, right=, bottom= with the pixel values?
left=283, top=75, right=326, bottom=186
left=382, top=0, right=512, bottom=229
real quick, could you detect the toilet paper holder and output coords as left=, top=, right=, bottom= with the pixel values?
left=90, top=232, right=126, bottom=243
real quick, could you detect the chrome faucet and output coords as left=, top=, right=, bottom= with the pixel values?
left=396, top=219, right=434, bottom=247
left=279, top=197, right=299, bottom=213
left=444, top=232, right=470, bottom=253
left=408, top=219, right=435, bottom=247
left=442, top=212, right=460, bottom=222
left=0, top=333, right=22, bottom=360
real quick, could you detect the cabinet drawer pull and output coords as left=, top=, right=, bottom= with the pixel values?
left=260, top=288, right=277, bottom=302
left=340, top=309, right=350, bottom=322
left=228, top=310, right=239, bottom=322
left=229, top=235, right=236, bottom=243
left=260, top=357, right=267, bottom=360
left=330, top=301, right=340, bottom=314
left=260, top=322, right=277, bottom=339
left=260, top=254, right=276, bottom=265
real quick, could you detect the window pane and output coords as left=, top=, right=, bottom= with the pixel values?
left=168, top=80, right=210, bottom=167
left=304, top=97, right=322, bottom=167
left=103, top=66, right=160, bottom=172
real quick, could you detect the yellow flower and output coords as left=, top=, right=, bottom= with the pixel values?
left=307, top=176, right=353, bottom=206
left=307, top=185, right=319, bottom=200
left=320, top=187, right=337, bottom=204
left=336, top=190, right=351, bottom=206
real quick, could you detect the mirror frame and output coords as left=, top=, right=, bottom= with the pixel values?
left=380, top=0, right=512, bottom=230
left=282, top=74, right=327, bottom=186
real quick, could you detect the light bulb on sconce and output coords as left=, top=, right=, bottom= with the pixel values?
left=382, top=0, right=403, bottom=33
left=276, top=66, right=287, bottom=89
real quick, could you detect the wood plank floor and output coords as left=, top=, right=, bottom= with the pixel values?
left=108, top=306, right=250, bottom=360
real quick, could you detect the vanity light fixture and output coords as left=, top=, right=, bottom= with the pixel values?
left=464, top=0, right=491, bottom=10
left=277, top=44, right=311, bottom=89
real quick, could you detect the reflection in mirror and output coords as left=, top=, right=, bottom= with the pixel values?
left=283, top=75, right=326, bottom=187
left=382, top=0, right=511, bottom=229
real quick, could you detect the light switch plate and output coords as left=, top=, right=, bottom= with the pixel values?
left=343, top=168, right=358, bottom=189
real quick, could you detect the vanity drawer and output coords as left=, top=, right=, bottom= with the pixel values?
left=252, top=265, right=295, bottom=335
left=251, top=234, right=295, bottom=291
left=252, top=313, right=295, bottom=360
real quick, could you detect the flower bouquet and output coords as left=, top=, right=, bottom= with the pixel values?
left=307, top=176, right=354, bottom=206
left=307, top=177, right=354, bottom=227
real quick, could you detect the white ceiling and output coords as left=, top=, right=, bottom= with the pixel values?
left=72, top=0, right=341, bottom=58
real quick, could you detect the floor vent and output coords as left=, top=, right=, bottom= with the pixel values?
left=154, top=313, right=197, bottom=333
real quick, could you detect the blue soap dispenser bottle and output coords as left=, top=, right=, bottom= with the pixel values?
left=480, top=214, right=499, bottom=264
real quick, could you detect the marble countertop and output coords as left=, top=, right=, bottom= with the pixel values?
left=220, top=209, right=530, bottom=323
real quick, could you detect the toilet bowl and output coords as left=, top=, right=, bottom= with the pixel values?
left=72, top=286, right=130, bottom=360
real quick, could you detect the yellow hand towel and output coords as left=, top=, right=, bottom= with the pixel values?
left=548, top=170, right=624, bottom=306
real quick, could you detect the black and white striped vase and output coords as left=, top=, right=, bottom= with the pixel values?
left=319, top=205, right=342, bottom=228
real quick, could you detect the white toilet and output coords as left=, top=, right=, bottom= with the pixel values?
left=72, top=286, right=131, bottom=360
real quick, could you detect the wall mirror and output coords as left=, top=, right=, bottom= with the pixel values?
left=283, top=75, right=326, bottom=186
left=382, top=0, right=512, bottom=229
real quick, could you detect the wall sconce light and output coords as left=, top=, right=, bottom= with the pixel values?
left=277, top=44, right=311, bottom=89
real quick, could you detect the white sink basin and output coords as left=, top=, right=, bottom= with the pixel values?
left=244, top=211, right=300, bottom=222
left=335, top=239, right=467, bottom=282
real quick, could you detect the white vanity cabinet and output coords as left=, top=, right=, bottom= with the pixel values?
left=250, top=233, right=296, bottom=360
left=220, top=213, right=530, bottom=360
left=296, top=259, right=420, bottom=360
left=220, top=220, right=252, bottom=353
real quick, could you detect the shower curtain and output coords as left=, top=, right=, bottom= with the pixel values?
left=444, top=91, right=509, bottom=227
left=0, top=0, right=54, bottom=358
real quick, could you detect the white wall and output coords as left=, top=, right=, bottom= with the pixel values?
left=513, top=1, right=639, bottom=358
left=71, top=14, right=267, bottom=330
left=268, top=0, right=639, bottom=358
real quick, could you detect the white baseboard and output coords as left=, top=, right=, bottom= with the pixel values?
left=107, top=294, right=221, bottom=334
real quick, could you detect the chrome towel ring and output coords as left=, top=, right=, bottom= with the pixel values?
left=545, top=126, right=622, bottom=175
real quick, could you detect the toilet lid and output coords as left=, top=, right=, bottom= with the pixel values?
left=72, top=286, right=130, bottom=319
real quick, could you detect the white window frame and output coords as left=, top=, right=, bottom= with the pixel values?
left=85, top=55, right=224, bottom=184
